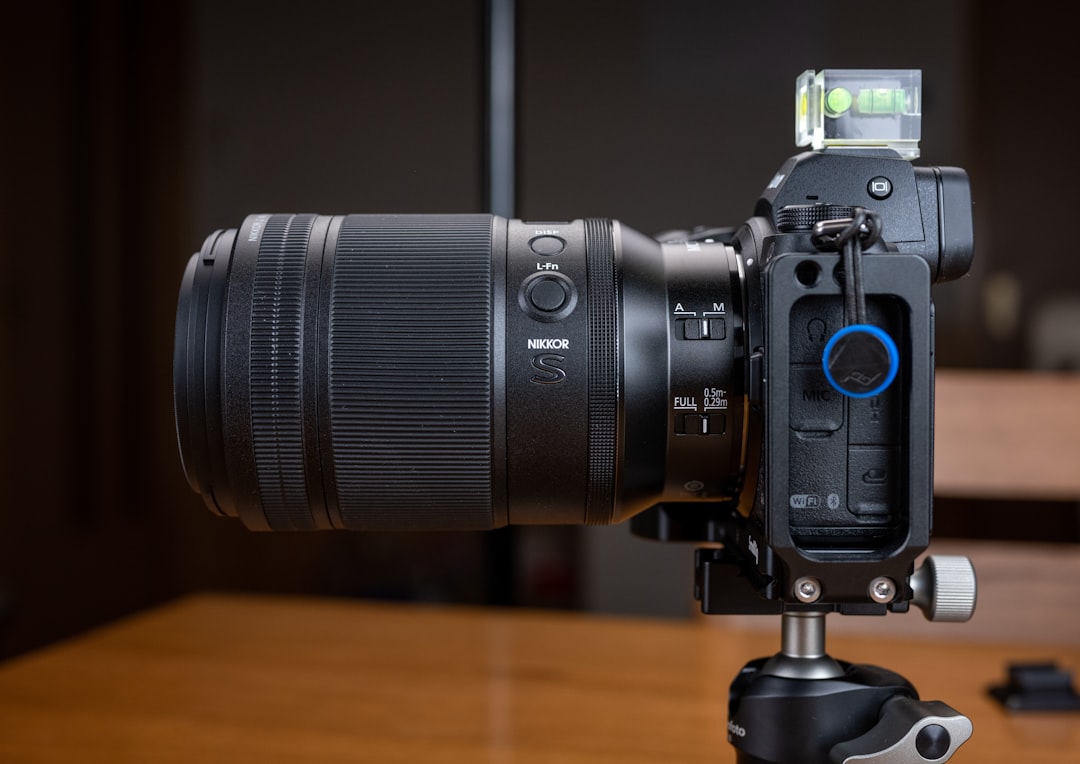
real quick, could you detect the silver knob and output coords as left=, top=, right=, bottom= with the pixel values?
left=830, top=697, right=973, bottom=763
left=911, top=555, right=977, bottom=622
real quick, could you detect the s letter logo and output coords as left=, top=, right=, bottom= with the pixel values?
left=530, top=353, right=566, bottom=384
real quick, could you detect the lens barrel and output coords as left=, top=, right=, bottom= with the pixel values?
left=174, top=214, right=750, bottom=530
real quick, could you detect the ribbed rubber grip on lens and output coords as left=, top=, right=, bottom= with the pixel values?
left=250, top=214, right=316, bottom=529
left=328, top=215, right=494, bottom=530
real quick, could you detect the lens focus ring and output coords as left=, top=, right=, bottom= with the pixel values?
left=249, top=214, right=316, bottom=529
left=585, top=218, right=618, bottom=524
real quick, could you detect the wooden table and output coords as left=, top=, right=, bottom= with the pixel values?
left=0, top=593, right=1076, bottom=763
left=935, top=369, right=1080, bottom=500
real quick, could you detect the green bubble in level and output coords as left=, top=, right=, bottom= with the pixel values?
left=824, top=87, right=853, bottom=117
left=859, top=88, right=907, bottom=114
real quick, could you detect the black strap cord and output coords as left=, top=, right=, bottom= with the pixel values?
left=811, top=208, right=882, bottom=326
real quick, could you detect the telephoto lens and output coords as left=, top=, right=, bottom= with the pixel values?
left=174, top=214, right=752, bottom=531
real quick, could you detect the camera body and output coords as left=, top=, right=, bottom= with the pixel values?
left=172, top=68, right=979, bottom=764
left=173, top=70, right=974, bottom=621
left=636, top=147, right=973, bottom=617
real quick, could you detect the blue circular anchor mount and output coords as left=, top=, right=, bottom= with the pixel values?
left=822, top=324, right=900, bottom=399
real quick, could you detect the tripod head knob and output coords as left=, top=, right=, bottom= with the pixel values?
left=910, top=555, right=977, bottom=622
left=829, top=696, right=973, bottom=764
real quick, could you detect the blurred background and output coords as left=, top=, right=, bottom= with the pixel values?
left=2, top=0, right=1078, bottom=660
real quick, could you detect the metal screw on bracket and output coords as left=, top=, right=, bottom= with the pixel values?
left=869, top=576, right=897, bottom=604
left=794, top=576, right=823, bottom=603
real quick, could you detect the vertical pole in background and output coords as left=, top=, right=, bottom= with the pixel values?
left=484, top=0, right=517, bottom=606
left=484, top=0, right=515, bottom=218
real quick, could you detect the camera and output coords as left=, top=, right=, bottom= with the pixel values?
left=173, top=69, right=973, bottom=619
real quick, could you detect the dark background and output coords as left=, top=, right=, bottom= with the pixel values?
left=2, top=0, right=1077, bottom=659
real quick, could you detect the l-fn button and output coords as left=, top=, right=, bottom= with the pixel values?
left=529, top=277, right=567, bottom=311
left=519, top=272, right=578, bottom=322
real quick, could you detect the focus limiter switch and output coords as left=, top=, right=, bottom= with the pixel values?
left=676, top=412, right=726, bottom=435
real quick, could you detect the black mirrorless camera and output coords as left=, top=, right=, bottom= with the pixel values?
left=175, top=68, right=980, bottom=764
left=174, top=69, right=974, bottom=620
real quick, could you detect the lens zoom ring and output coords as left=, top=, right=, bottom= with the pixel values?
left=329, top=216, right=493, bottom=529
left=585, top=219, right=618, bottom=525
left=250, top=214, right=316, bottom=529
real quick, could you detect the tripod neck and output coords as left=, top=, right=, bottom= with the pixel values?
left=728, top=611, right=972, bottom=763
left=762, top=612, right=845, bottom=679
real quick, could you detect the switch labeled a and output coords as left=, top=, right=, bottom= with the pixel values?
left=678, top=318, right=726, bottom=340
